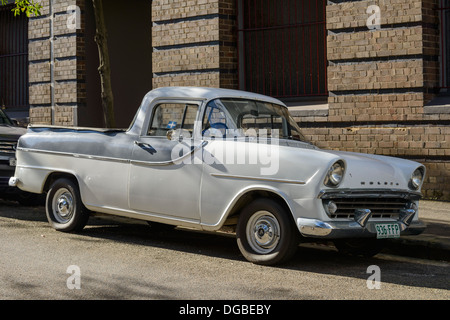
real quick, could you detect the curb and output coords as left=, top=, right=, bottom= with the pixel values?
left=385, top=236, right=450, bottom=262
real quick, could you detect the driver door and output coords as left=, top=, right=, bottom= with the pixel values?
left=128, top=101, right=203, bottom=221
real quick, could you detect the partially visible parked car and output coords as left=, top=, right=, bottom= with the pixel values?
left=0, top=108, right=42, bottom=205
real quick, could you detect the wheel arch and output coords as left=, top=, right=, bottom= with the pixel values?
left=218, top=186, right=296, bottom=230
left=43, top=171, right=81, bottom=194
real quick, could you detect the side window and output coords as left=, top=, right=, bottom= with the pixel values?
left=147, top=103, right=198, bottom=137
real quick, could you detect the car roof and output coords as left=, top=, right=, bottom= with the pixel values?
left=128, top=87, right=287, bottom=135
left=144, top=87, right=285, bottom=106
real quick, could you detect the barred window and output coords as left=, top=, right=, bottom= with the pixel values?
left=237, top=0, right=327, bottom=100
left=0, top=4, right=29, bottom=110
left=439, top=0, right=450, bottom=91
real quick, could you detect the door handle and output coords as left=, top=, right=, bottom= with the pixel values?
left=134, top=141, right=157, bottom=154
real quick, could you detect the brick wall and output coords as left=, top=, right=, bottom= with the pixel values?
left=151, top=0, right=448, bottom=199
left=28, top=0, right=85, bottom=126
left=25, top=0, right=448, bottom=199
left=151, top=0, right=238, bottom=89
left=290, top=0, right=449, bottom=200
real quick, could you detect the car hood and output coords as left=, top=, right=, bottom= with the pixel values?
left=0, top=125, right=27, bottom=141
left=324, top=150, right=423, bottom=190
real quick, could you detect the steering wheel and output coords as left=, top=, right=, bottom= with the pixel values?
left=210, top=122, right=228, bottom=130
left=203, top=122, right=228, bottom=137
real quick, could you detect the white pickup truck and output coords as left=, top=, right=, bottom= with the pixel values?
left=10, top=87, right=426, bottom=265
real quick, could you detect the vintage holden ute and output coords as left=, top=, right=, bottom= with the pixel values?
left=10, top=87, right=426, bottom=265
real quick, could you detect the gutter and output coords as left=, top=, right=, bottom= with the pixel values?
left=50, top=0, right=55, bottom=125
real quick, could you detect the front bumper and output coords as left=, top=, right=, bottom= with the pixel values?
left=297, top=188, right=426, bottom=239
left=297, top=218, right=426, bottom=239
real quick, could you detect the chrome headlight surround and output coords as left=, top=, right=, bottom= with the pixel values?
left=324, top=160, right=345, bottom=187
left=410, top=167, right=425, bottom=190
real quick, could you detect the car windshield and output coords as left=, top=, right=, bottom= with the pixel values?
left=202, top=98, right=307, bottom=142
left=0, top=109, right=14, bottom=126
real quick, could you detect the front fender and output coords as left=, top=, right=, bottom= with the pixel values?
left=200, top=184, right=296, bottom=231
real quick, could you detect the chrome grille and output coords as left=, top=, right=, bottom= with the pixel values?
left=325, top=197, right=410, bottom=219
left=0, top=141, right=16, bottom=155
left=320, top=189, right=421, bottom=220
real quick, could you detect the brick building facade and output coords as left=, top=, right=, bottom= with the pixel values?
left=27, top=0, right=84, bottom=126
left=23, top=0, right=152, bottom=128
left=150, top=0, right=450, bottom=200
left=1, top=0, right=449, bottom=199
left=314, top=0, right=450, bottom=200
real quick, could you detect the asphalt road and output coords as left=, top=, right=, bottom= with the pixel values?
left=0, top=200, right=449, bottom=300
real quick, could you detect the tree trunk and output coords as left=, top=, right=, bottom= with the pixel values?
left=92, top=0, right=115, bottom=128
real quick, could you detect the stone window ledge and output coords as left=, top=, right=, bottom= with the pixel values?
left=286, top=102, right=329, bottom=117
left=424, top=94, right=450, bottom=114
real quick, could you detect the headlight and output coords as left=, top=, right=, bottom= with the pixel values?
left=324, top=161, right=345, bottom=187
left=410, top=167, right=424, bottom=190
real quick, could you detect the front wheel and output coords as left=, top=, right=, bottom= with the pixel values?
left=46, top=178, right=89, bottom=232
left=236, top=199, right=300, bottom=265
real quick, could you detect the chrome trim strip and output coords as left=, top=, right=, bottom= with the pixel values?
left=130, top=141, right=208, bottom=167
left=74, top=153, right=129, bottom=164
left=18, top=141, right=208, bottom=167
left=317, top=189, right=422, bottom=200
left=28, top=124, right=126, bottom=133
left=86, top=204, right=201, bottom=228
left=130, top=159, right=180, bottom=167
left=18, top=147, right=129, bottom=164
left=210, top=173, right=306, bottom=185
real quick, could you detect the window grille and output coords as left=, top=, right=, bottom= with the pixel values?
left=439, top=0, right=450, bottom=91
left=238, top=0, right=328, bottom=99
left=0, top=4, right=29, bottom=110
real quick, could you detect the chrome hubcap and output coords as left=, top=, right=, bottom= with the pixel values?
left=53, top=188, right=74, bottom=223
left=246, top=211, right=280, bottom=254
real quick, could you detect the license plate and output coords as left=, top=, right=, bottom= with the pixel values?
left=375, top=223, right=400, bottom=239
left=9, top=158, right=16, bottom=166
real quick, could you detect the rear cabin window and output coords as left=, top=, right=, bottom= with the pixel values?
left=147, top=103, right=198, bottom=137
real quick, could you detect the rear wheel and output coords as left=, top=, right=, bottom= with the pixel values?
left=236, top=198, right=299, bottom=265
left=46, top=178, right=89, bottom=232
